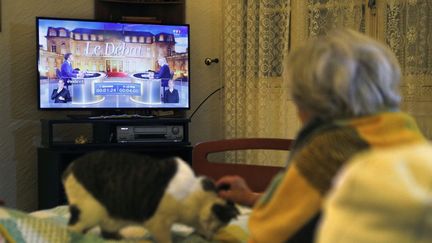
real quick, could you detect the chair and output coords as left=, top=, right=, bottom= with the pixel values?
left=192, top=138, right=293, bottom=192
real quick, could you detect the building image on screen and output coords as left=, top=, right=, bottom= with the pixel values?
left=37, top=17, right=190, bottom=110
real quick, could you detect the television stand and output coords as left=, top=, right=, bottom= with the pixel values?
left=88, top=114, right=155, bottom=120
left=66, top=114, right=92, bottom=120
left=37, top=117, right=191, bottom=209
left=66, top=111, right=157, bottom=120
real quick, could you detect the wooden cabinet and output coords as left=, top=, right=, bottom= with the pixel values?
left=38, top=145, right=192, bottom=209
left=38, top=118, right=192, bottom=209
left=95, top=0, right=186, bottom=24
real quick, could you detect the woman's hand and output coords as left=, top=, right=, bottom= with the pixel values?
left=216, top=175, right=262, bottom=207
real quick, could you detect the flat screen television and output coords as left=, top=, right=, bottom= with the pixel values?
left=37, top=17, right=190, bottom=111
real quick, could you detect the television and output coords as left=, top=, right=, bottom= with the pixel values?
left=37, top=17, right=190, bottom=111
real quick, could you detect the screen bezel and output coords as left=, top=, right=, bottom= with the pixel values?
left=36, top=16, right=191, bottom=111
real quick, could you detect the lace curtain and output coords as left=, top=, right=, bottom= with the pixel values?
left=385, top=0, right=432, bottom=139
left=222, top=0, right=432, bottom=166
left=290, top=0, right=365, bottom=49
left=291, top=0, right=432, bottom=138
left=222, top=0, right=293, bottom=166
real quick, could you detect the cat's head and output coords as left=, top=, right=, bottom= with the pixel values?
left=194, top=177, right=240, bottom=239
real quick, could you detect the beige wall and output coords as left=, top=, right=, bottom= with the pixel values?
left=186, top=0, right=224, bottom=145
left=0, top=0, right=94, bottom=211
left=0, top=1, right=223, bottom=211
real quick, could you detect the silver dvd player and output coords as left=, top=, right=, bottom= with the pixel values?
left=116, top=125, right=184, bottom=143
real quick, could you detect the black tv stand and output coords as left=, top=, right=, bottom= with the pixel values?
left=67, top=114, right=156, bottom=120
left=67, top=108, right=158, bottom=119
left=66, top=114, right=92, bottom=120
left=88, top=114, right=155, bottom=120
left=38, top=117, right=192, bottom=209
left=66, top=109, right=186, bottom=120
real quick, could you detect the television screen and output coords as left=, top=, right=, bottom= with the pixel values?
left=37, top=17, right=190, bottom=110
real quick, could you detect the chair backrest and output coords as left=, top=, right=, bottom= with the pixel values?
left=192, top=138, right=293, bottom=192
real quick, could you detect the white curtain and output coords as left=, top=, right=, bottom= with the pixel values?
left=222, top=0, right=293, bottom=166
left=291, top=0, right=432, bottom=138
left=222, top=0, right=432, bottom=165
left=383, top=0, right=432, bottom=139
left=291, top=0, right=365, bottom=47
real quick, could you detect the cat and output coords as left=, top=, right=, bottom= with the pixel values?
left=62, top=150, right=239, bottom=243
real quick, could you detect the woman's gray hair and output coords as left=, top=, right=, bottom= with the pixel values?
left=285, top=29, right=401, bottom=120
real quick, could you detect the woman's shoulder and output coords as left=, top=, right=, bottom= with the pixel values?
left=293, top=119, right=362, bottom=151
left=294, top=123, right=369, bottom=162
left=291, top=123, right=370, bottom=194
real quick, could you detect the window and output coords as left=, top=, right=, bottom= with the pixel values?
left=48, top=29, right=57, bottom=37
left=59, top=29, right=67, bottom=37
left=60, top=43, right=66, bottom=55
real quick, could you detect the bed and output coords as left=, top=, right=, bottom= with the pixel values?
left=0, top=205, right=250, bottom=243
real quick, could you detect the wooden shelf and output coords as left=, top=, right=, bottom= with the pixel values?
left=38, top=145, right=192, bottom=209
left=95, top=0, right=185, bottom=24
left=38, top=117, right=192, bottom=209
left=41, top=118, right=190, bottom=147
left=98, top=0, right=184, bottom=3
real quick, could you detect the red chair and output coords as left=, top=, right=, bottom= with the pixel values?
left=192, top=138, right=293, bottom=192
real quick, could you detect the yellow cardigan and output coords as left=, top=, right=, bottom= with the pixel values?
left=248, top=112, right=425, bottom=243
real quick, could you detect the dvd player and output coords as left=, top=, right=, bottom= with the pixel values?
left=116, top=125, right=184, bottom=143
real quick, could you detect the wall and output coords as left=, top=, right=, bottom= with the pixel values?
left=0, top=1, right=223, bottom=211
left=186, top=0, right=224, bottom=145
left=0, top=0, right=93, bottom=210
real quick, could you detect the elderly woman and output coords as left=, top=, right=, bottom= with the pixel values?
left=216, top=29, right=426, bottom=243
left=316, top=142, right=432, bottom=243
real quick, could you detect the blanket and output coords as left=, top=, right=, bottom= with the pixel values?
left=0, top=206, right=249, bottom=243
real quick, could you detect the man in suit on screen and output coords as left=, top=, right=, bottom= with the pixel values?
left=61, top=53, right=81, bottom=87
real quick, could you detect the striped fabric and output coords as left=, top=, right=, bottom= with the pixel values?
left=294, top=112, right=425, bottom=194
left=248, top=112, right=426, bottom=243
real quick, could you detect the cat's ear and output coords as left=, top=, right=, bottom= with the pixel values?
left=211, top=202, right=240, bottom=223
